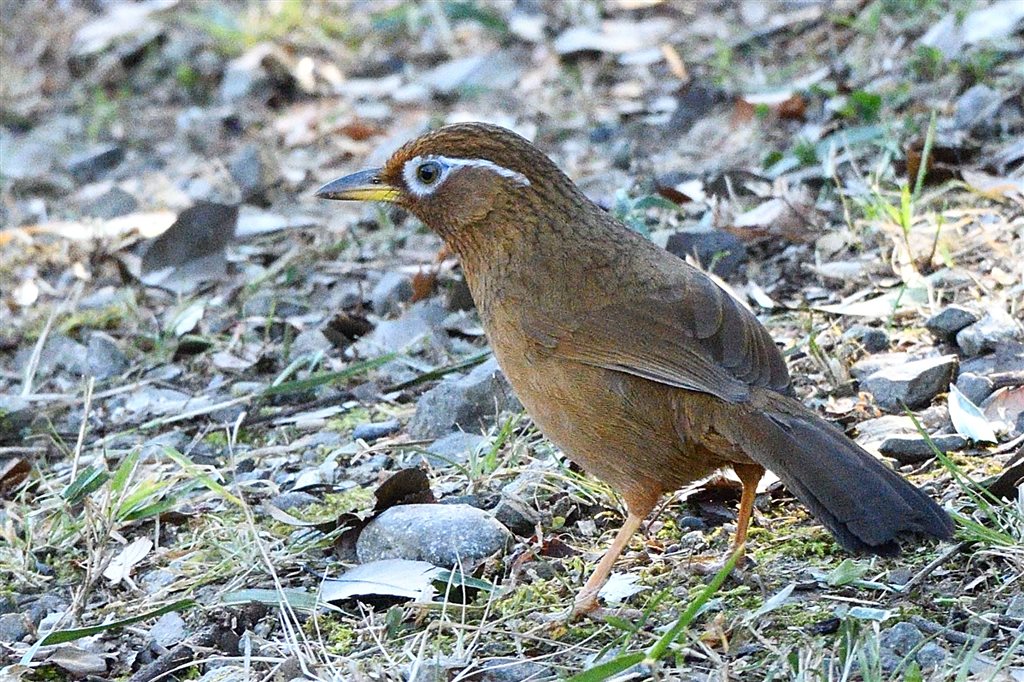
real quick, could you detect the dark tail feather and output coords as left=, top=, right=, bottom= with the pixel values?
left=730, top=408, right=954, bottom=555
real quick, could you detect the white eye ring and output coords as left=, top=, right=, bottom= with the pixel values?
left=402, top=155, right=530, bottom=197
left=403, top=156, right=451, bottom=197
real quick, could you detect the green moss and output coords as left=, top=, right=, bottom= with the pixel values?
left=308, top=615, right=356, bottom=654
left=326, top=406, right=371, bottom=432
left=301, top=488, right=376, bottom=520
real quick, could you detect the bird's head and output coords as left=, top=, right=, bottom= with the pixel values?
left=316, top=123, right=578, bottom=251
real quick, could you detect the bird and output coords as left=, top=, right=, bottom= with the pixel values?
left=316, top=123, right=954, bottom=615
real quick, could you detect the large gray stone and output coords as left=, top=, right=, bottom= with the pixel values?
left=879, top=621, right=923, bottom=657
left=356, top=503, right=511, bottom=570
left=861, top=355, right=957, bottom=411
left=956, top=310, right=1023, bottom=356
left=0, top=613, right=31, bottom=643
left=424, top=431, right=487, bottom=467
left=66, top=144, right=124, bottom=183
left=925, top=306, right=978, bottom=341
left=408, top=357, right=521, bottom=439
left=86, top=331, right=129, bottom=379
left=229, top=143, right=280, bottom=201
left=370, top=271, right=414, bottom=317
left=954, top=84, right=1003, bottom=132
left=354, top=301, right=447, bottom=356
left=878, top=434, right=967, bottom=464
left=82, top=186, right=138, bottom=219
left=955, top=372, right=993, bottom=404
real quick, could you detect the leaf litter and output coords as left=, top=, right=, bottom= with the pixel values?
left=1, top=1, right=1023, bottom=679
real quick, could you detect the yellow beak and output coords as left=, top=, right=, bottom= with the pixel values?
left=315, top=168, right=400, bottom=202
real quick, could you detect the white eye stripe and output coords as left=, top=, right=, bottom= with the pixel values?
left=402, top=155, right=530, bottom=197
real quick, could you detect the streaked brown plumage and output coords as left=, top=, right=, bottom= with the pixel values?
left=317, top=123, right=953, bottom=614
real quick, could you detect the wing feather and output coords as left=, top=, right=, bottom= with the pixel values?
left=524, top=274, right=791, bottom=403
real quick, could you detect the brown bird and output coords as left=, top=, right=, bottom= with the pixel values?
left=317, top=123, right=953, bottom=614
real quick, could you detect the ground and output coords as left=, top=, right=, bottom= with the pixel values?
left=0, top=1, right=1023, bottom=680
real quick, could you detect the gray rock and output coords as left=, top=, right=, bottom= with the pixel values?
left=665, top=230, right=748, bottom=278
left=24, top=594, right=68, bottom=627
left=850, top=352, right=912, bottom=381
left=418, top=51, right=523, bottom=96
left=0, top=119, right=81, bottom=192
left=149, top=612, right=187, bottom=648
left=956, top=372, right=994, bottom=404
left=888, top=567, right=913, bottom=586
left=1007, top=594, right=1024, bottom=620
left=861, top=355, right=957, bottom=411
left=83, top=186, right=138, bottom=219
left=140, top=431, right=188, bottom=459
left=141, top=568, right=177, bottom=594
left=66, top=144, right=124, bottom=183
left=408, top=357, right=521, bottom=439
left=291, top=328, right=333, bottom=356
left=473, top=658, right=555, bottom=682
left=861, top=328, right=890, bottom=353
left=879, top=651, right=903, bottom=673
left=844, top=325, right=889, bottom=353
left=229, top=143, right=280, bottom=201
left=346, top=453, right=391, bottom=484
left=409, top=660, right=460, bottom=682
left=355, top=301, right=448, bottom=355
left=0, top=613, right=31, bottom=643
left=14, top=333, right=89, bottom=377
left=176, top=106, right=233, bottom=153
left=878, top=434, right=967, bottom=464
left=242, top=292, right=309, bottom=318
left=270, top=491, right=320, bottom=510
left=879, top=621, right=923, bottom=656
left=356, top=503, right=511, bottom=569
left=925, top=306, right=978, bottom=341
left=0, top=395, right=33, bottom=440
left=956, top=310, right=1023, bottom=356
left=492, top=496, right=542, bottom=537
left=220, top=44, right=294, bottom=103
left=916, top=642, right=948, bottom=670
left=0, top=129, right=59, bottom=183
left=352, top=419, right=401, bottom=443
left=424, top=431, right=487, bottom=467
left=86, top=331, right=129, bottom=379
left=954, top=84, right=1003, bottom=132
left=371, top=272, right=414, bottom=317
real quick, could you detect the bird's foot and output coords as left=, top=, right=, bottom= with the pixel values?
left=528, top=589, right=641, bottom=625
left=689, top=551, right=753, bottom=577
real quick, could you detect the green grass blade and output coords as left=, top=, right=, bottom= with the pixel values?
left=34, top=599, right=195, bottom=648
left=646, top=548, right=740, bottom=661
left=567, top=652, right=646, bottom=682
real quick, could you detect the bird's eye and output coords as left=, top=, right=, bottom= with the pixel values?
left=416, top=161, right=442, bottom=185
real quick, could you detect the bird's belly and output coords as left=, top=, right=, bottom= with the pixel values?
left=493, top=347, right=723, bottom=512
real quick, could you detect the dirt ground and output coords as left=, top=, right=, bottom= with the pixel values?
left=1, top=1, right=1023, bottom=680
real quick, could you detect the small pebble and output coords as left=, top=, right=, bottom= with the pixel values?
left=352, top=419, right=401, bottom=443
left=878, top=434, right=968, bottom=464
left=956, top=372, right=994, bottom=404
left=925, top=306, right=978, bottom=341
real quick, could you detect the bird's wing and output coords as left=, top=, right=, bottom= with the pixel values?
left=522, top=275, right=791, bottom=404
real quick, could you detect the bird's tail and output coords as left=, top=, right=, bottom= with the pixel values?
left=724, top=404, right=954, bottom=555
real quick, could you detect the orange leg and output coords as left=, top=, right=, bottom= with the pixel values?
left=573, top=511, right=646, bottom=614
left=731, top=463, right=765, bottom=556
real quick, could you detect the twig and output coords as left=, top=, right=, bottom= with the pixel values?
left=21, top=305, right=58, bottom=397
left=70, top=377, right=95, bottom=482
left=20, top=282, right=82, bottom=396
left=910, top=615, right=977, bottom=646
left=897, top=541, right=966, bottom=594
